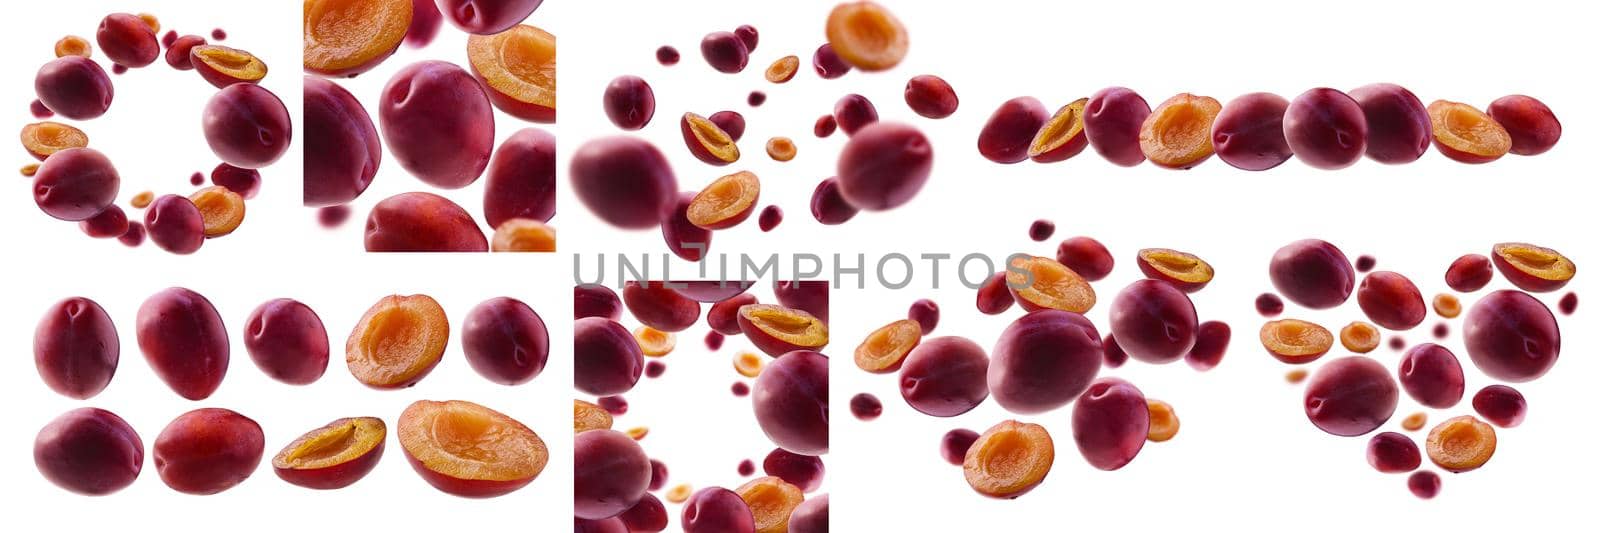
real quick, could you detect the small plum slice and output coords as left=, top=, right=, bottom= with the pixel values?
left=853, top=319, right=921, bottom=373
left=1428, top=100, right=1511, bottom=163
left=623, top=281, right=702, bottom=332
left=190, top=45, right=267, bottom=88
left=738, top=305, right=828, bottom=356
left=1027, top=98, right=1089, bottom=163
left=188, top=186, right=245, bottom=237
left=836, top=121, right=933, bottom=211
left=154, top=408, right=264, bottom=494
left=825, top=1, right=908, bottom=71
left=1487, top=95, right=1560, bottom=155
left=33, top=147, right=120, bottom=222
left=765, top=55, right=799, bottom=83
left=304, top=76, right=380, bottom=206
left=437, top=0, right=544, bottom=35
left=35, top=297, right=120, bottom=399
left=399, top=399, right=547, bottom=497
left=683, top=487, right=757, bottom=533
left=1146, top=399, right=1179, bottom=442
left=364, top=192, right=488, bottom=252
left=1340, top=321, right=1380, bottom=353
left=708, top=293, right=757, bottom=335
left=1006, top=255, right=1095, bottom=313
left=462, top=297, right=548, bottom=385
left=491, top=218, right=556, bottom=252
left=20, top=121, right=87, bottom=160
left=574, top=317, right=643, bottom=396
left=633, top=326, right=675, bottom=357
left=681, top=112, right=740, bottom=165
left=736, top=476, right=804, bottom=533
left=466, top=24, right=555, bottom=122
left=570, top=136, right=678, bottom=229
left=1284, top=88, right=1368, bottom=170
left=97, top=13, right=159, bottom=68
left=989, top=309, right=1102, bottom=414
left=575, top=399, right=613, bottom=433
left=1136, top=248, right=1213, bottom=292
left=1426, top=415, right=1495, bottom=472
left=963, top=420, right=1053, bottom=499
left=380, top=61, right=494, bottom=187
left=55, top=35, right=92, bottom=58
left=35, top=408, right=143, bottom=495
left=1084, top=87, right=1151, bottom=166
left=1270, top=239, right=1356, bottom=309
left=753, top=351, right=829, bottom=455
left=688, top=171, right=761, bottom=229
left=977, top=96, right=1048, bottom=164
left=1463, top=290, right=1560, bottom=382
left=1356, top=271, right=1426, bottom=330
left=1398, top=344, right=1465, bottom=409
left=1350, top=83, right=1431, bottom=164
left=899, top=336, right=990, bottom=417
left=346, top=294, right=449, bottom=389
left=1490, top=242, right=1574, bottom=292
left=244, top=298, right=330, bottom=385
left=1211, top=92, right=1291, bottom=171
left=1072, top=378, right=1149, bottom=470
left=272, top=417, right=386, bottom=489
left=137, top=288, right=229, bottom=400
left=1139, top=93, right=1222, bottom=169
left=1109, top=279, right=1197, bottom=364
left=303, top=0, right=412, bottom=77
left=1303, top=356, right=1398, bottom=437
left=1260, top=319, right=1332, bottom=364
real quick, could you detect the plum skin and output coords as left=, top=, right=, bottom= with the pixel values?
left=136, top=287, right=230, bottom=400
left=988, top=309, right=1102, bottom=414
left=1269, top=239, right=1355, bottom=309
left=1463, top=290, right=1560, bottom=382
left=574, top=317, right=643, bottom=396
left=35, top=297, right=120, bottom=399
left=153, top=408, right=265, bottom=495
left=1303, top=357, right=1398, bottom=437
left=1071, top=378, right=1149, bottom=471
left=1108, top=279, right=1198, bottom=364
left=34, top=57, right=114, bottom=120
left=34, top=408, right=144, bottom=495
left=243, top=298, right=329, bottom=385
left=898, top=336, right=990, bottom=417
left=461, top=296, right=549, bottom=385
left=570, top=136, right=678, bottom=229
left=364, top=192, right=488, bottom=252
left=379, top=60, right=495, bottom=188
left=304, top=76, right=381, bottom=206
left=202, top=84, right=292, bottom=169
left=436, top=0, right=545, bottom=35
left=575, top=429, right=651, bottom=520
left=752, top=350, right=830, bottom=455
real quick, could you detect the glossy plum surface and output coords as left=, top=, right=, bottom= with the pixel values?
left=1463, top=290, right=1560, bottom=382
left=899, top=337, right=989, bottom=417
left=570, top=136, right=677, bottom=229
left=243, top=299, right=329, bottom=385
left=35, top=408, right=143, bottom=495
left=1071, top=378, right=1149, bottom=471
left=379, top=61, right=494, bottom=188
left=137, top=287, right=229, bottom=400
left=989, top=310, right=1102, bottom=414
left=203, top=84, right=291, bottom=169
left=1270, top=239, right=1355, bottom=309
left=1108, top=279, right=1198, bottom=364
left=1303, top=357, right=1398, bottom=436
left=483, top=128, right=556, bottom=228
left=753, top=350, right=829, bottom=455
left=574, top=317, right=643, bottom=396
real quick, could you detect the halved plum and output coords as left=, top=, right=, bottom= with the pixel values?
left=681, top=112, right=740, bottom=165
left=346, top=294, right=449, bottom=388
left=1139, top=93, right=1221, bottom=169
left=21, top=121, right=87, bottom=160
left=1428, top=100, right=1510, bottom=164
left=853, top=319, right=921, bottom=373
left=963, top=420, right=1053, bottom=499
left=1005, top=255, right=1095, bottom=313
left=1027, top=98, right=1088, bottom=163
left=190, top=45, right=267, bottom=88
left=737, top=305, right=828, bottom=356
left=1260, top=319, right=1333, bottom=364
left=398, top=399, right=547, bottom=497
left=1136, top=248, right=1213, bottom=292
left=303, top=0, right=412, bottom=77
left=688, top=171, right=760, bottom=229
left=1490, top=242, right=1574, bottom=292
left=466, top=24, right=555, bottom=122
left=272, top=417, right=386, bottom=490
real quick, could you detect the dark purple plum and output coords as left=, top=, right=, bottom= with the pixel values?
left=976, top=272, right=1014, bottom=315
left=1303, top=357, right=1398, bottom=436
left=1367, top=432, right=1421, bottom=473
left=1357, top=271, right=1426, bottom=331
left=810, top=177, right=859, bottom=225
left=940, top=429, right=979, bottom=466
left=1185, top=320, right=1230, bottom=371
left=483, top=128, right=556, bottom=228
left=753, top=350, right=829, bottom=455
left=682, top=487, right=756, bottom=533
left=618, top=493, right=668, bottom=532
left=33, top=147, right=120, bottom=221
left=1463, top=290, right=1560, bottom=382
left=203, top=83, right=291, bottom=169
left=834, top=94, right=879, bottom=136
left=211, top=164, right=261, bottom=199
left=1284, top=88, right=1368, bottom=170
left=436, top=0, right=544, bottom=35
left=1488, top=95, right=1561, bottom=156
left=977, top=96, right=1048, bottom=164
left=144, top=195, right=205, bottom=256
left=304, top=76, right=380, bottom=206
left=623, top=281, right=702, bottom=332
left=576, top=518, right=627, bottom=533
left=908, top=299, right=939, bottom=334
left=899, top=337, right=989, bottom=417
left=1102, top=334, right=1127, bottom=368
left=905, top=75, right=958, bottom=119
left=575, top=284, right=622, bottom=320
left=137, top=287, right=229, bottom=400
left=153, top=408, right=263, bottom=495
left=463, top=297, right=548, bottom=385
left=1108, top=279, right=1198, bottom=364
left=1398, top=344, right=1465, bottom=409
left=836, top=122, right=933, bottom=211
left=406, top=0, right=443, bottom=47
left=989, top=309, right=1102, bottom=414
left=1269, top=239, right=1355, bottom=309
left=34, top=408, right=143, bottom=495
left=1349, top=83, right=1431, bottom=164
left=243, top=299, right=329, bottom=385
left=1212, top=92, right=1292, bottom=171
left=379, top=61, right=493, bottom=187
left=1071, top=378, right=1149, bottom=471
left=34, top=297, right=119, bottom=399
left=701, top=31, right=749, bottom=73
left=1055, top=236, right=1114, bottom=281
left=735, top=25, right=759, bottom=51
left=763, top=448, right=824, bottom=492
left=575, top=429, right=651, bottom=520
left=34, top=57, right=114, bottom=120
left=849, top=392, right=881, bottom=420
left=570, top=136, right=678, bottom=229
left=709, top=111, right=746, bottom=142
left=1472, top=385, right=1527, bottom=428
left=574, top=317, right=643, bottom=396
left=364, top=192, right=488, bottom=252
left=774, top=280, right=829, bottom=324
left=1083, top=87, right=1151, bottom=166
left=812, top=43, right=850, bottom=79
left=788, top=494, right=828, bottom=533
left=1445, top=254, right=1494, bottom=292
left=708, top=293, right=758, bottom=335
left=603, top=75, right=655, bottom=131
left=97, top=14, right=159, bottom=68
left=663, top=193, right=712, bottom=261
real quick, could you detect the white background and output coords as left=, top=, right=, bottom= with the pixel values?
left=4, top=2, right=571, bottom=532
left=559, top=0, right=1595, bottom=531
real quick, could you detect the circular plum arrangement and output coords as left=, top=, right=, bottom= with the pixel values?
left=850, top=240, right=1226, bottom=498
left=573, top=279, right=830, bottom=530
left=1260, top=238, right=1574, bottom=498
left=33, top=289, right=551, bottom=497
left=303, top=0, right=556, bottom=252
left=23, top=11, right=287, bottom=254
